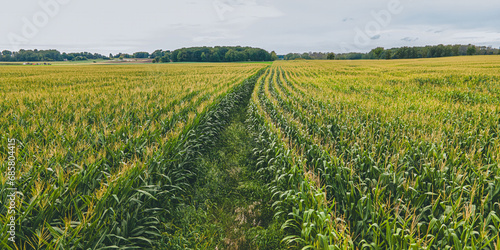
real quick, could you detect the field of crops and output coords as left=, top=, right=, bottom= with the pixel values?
left=249, top=56, right=500, bottom=249
left=1, top=56, right=500, bottom=249
left=0, top=63, right=267, bottom=248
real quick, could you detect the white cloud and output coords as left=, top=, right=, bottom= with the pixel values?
left=0, top=0, right=499, bottom=54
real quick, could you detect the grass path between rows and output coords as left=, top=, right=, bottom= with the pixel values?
left=160, top=95, right=286, bottom=249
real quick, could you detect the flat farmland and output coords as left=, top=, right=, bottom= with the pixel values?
left=250, top=56, right=500, bottom=249
left=1, top=56, right=499, bottom=249
left=0, top=63, right=267, bottom=249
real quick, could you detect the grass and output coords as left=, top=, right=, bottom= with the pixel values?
left=161, top=105, right=286, bottom=249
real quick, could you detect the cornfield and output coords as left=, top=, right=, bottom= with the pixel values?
left=249, top=56, right=500, bottom=249
left=1, top=56, right=500, bottom=249
left=0, top=63, right=267, bottom=249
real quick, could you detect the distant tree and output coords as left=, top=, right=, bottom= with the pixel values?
left=315, top=44, right=498, bottom=61
left=385, top=50, right=392, bottom=60
left=434, top=44, right=444, bottom=57
left=271, top=51, right=278, bottom=61
left=201, top=52, right=207, bottom=62
left=370, top=47, right=384, bottom=59
left=450, top=45, right=459, bottom=56
left=237, top=51, right=248, bottom=61
left=133, top=52, right=149, bottom=58
left=0, top=49, right=107, bottom=62
left=74, top=56, right=87, bottom=61
left=177, top=51, right=187, bottom=62
left=151, top=50, right=164, bottom=58
left=212, top=52, right=221, bottom=62
left=327, top=52, right=335, bottom=60
left=301, top=53, right=311, bottom=60
left=444, top=45, right=452, bottom=57
left=160, top=54, right=170, bottom=63
left=2, top=50, right=12, bottom=61
left=284, top=53, right=300, bottom=60
left=467, top=45, right=476, bottom=55
left=225, top=49, right=235, bottom=62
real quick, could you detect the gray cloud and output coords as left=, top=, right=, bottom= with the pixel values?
left=0, top=0, right=499, bottom=54
left=402, top=37, right=419, bottom=42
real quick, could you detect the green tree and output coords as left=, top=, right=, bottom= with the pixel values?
left=225, top=49, right=235, bottom=62
left=177, top=51, right=187, bottom=62
left=169, top=46, right=272, bottom=62
left=452, top=45, right=460, bottom=56
left=385, top=50, right=392, bottom=60
left=467, top=45, right=476, bottom=55
left=270, top=51, right=278, bottom=61
left=211, top=52, right=221, bottom=62
left=2, top=50, right=12, bottom=61
left=133, top=52, right=149, bottom=58
left=160, top=54, right=170, bottom=63
left=151, top=50, right=164, bottom=58
left=284, top=53, right=301, bottom=60
left=370, top=47, right=384, bottom=59
left=327, top=53, right=335, bottom=60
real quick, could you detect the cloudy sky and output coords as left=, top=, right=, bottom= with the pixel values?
left=1, top=0, right=500, bottom=54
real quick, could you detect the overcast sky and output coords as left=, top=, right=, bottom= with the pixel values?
left=1, top=0, right=500, bottom=54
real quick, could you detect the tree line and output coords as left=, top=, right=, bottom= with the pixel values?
left=283, top=52, right=335, bottom=60
left=283, top=44, right=499, bottom=61
left=0, top=49, right=109, bottom=62
left=3, top=44, right=497, bottom=63
left=0, top=47, right=278, bottom=63
left=152, top=46, right=278, bottom=63
left=336, top=44, right=500, bottom=60
left=0, top=49, right=157, bottom=62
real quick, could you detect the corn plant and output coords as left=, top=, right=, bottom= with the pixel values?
left=0, top=63, right=267, bottom=249
left=249, top=56, right=500, bottom=249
